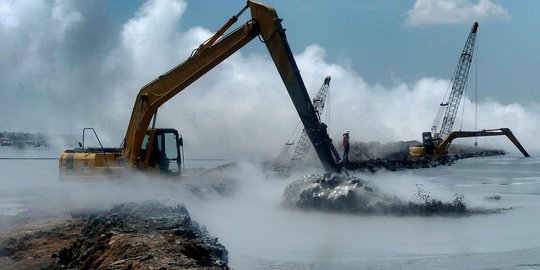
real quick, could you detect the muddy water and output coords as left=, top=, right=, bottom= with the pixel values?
left=0, top=148, right=61, bottom=217
left=1, top=147, right=539, bottom=269
left=188, top=155, right=540, bottom=269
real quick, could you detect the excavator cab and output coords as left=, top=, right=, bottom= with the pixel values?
left=138, top=128, right=182, bottom=175
left=409, top=131, right=440, bottom=157
left=421, top=132, right=437, bottom=154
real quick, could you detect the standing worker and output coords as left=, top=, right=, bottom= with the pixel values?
left=342, top=130, right=350, bottom=163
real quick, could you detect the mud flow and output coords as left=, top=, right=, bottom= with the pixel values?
left=284, top=173, right=502, bottom=216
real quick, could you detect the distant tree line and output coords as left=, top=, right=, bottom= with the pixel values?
left=0, top=131, right=50, bottom=148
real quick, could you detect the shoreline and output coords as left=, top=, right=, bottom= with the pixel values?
left=0, top=146, right=508, bottom=269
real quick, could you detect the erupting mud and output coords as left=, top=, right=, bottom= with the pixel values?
left=284, top=173, right=500, bottom=216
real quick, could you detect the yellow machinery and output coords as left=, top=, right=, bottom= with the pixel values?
left=409, top=128, right=530, bottom=158
left=59, top=1, right=343, bottom=179
left=409, top=22, right=529, bottom=159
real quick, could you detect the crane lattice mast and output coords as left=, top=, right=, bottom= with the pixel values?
left=275, top=76, right=332, bottom=174
left=432, top=22, right=478, bottom=139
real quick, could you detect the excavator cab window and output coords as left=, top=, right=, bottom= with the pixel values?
left=162, top=131, right=180, bottom=174
left=139, top=135, right=149, bottom=161
left=150, top=129, right=181, bottom=175
left=422, top=132, right=435, bottom=146
left=139, top=129, right=181, bottom=175
left=421, top=132, right=437, bottom=154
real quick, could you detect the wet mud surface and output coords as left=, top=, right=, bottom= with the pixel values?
left=284, top=173, right=505, bottom=216
left=0, top=201, right=229, bottom=270
left=283, top=142, right=507, bottom=216
left=0, top=217, right=84, bottom=269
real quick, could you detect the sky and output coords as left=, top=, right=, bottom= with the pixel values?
left=1, top=0, right=539, bottom=160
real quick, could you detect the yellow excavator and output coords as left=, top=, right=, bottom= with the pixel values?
left=409, top=22, right=530, bottom=159
left=59, top=0, right=342, bottom=179
left=410, top=128, right=530, bottom=157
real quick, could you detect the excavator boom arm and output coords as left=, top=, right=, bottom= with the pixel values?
left=250, top=2, right=341, bottom=172
left=123, top=0, right=341, bottom=172
left=123, top=22, right=258, bottom=165
left=439, top=128, right=530, bottom=157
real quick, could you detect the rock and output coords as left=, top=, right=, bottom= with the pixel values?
left=50, top=201, right=229, bottom=269
left=284, top=173, right=480, bottom=216
left=344, top=141, right=504, bottom=173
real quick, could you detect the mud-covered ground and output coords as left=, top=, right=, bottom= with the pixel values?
left=283, top=173, right=507, bottom=216
left=282, top=142, right=509, bottom=216
left=0, top=201, right=229, bottom=270
left=0, top=216, right=83, bottom=269
left=344, top=141, right=504, bottom=173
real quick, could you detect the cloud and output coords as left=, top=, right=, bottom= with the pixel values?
left=51, top=0, right=83, bottom=40
left=0, top=0, right=117, bottom=137
left=0, top=0, right=537, bottom=162
left=120, top=0, right=187, bottom=76
left=405, top=0, right=510, bottom=27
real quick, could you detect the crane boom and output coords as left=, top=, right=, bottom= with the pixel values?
left=313, top=76, right=331, bottom=117
left=409, top=22, right=530, bottom=159
left=432, top=22, right=478, bottom=139
left=122, top=0, right=341, bottom=173
left=275, top=76, right=336, bottom=174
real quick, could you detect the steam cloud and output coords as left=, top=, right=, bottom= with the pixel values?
left=405, top=0, right=511, bottom=27
left=1, top=0, right=538, bottom=162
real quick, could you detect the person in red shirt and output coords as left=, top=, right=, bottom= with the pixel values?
left=342, top=130, right=350, bottom=163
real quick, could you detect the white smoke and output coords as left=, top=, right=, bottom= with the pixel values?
left=0, top=0, right=538, bottom=162
left=405, top=0, right=511, bottom=27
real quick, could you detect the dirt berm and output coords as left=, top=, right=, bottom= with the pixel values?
left=0, top=201, right=229, bottom=270
left=344, top=141, right=504, bottom=173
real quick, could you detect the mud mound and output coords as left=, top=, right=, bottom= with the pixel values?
left=349, top=141, right=503, bottom=161
left=345, top=141, right=504, bottom=173
left=51, top=201, right=228, bottom=269
left=284, top=173, right=477, bottom=216
left=349, top=141, right=415, bottom=161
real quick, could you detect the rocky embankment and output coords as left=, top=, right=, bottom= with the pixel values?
left=344, top=141, right=504, bottom=173
left=0, top=201, right=229, bottom=270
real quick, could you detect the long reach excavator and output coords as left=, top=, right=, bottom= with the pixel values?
left=409, top=22, right=530, bottom=158
left=59, top=1, right=342, bottom=179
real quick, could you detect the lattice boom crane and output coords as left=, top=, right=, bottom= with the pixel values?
left=410, top=22, right=530, bottom=158
left=275, top=76, right=337, bottom=174
left=432, top=22, right=478, bottom=139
